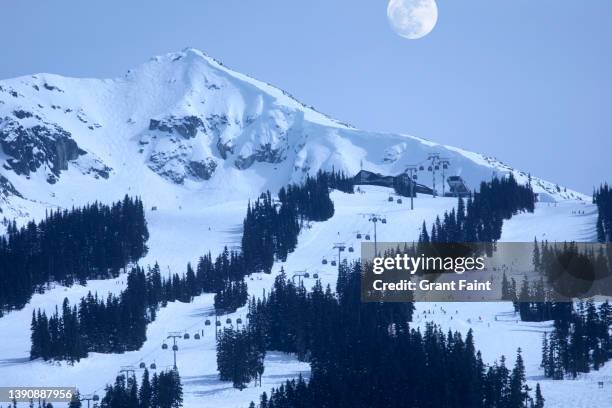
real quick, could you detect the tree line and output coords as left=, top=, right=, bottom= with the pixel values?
left=30, top=267, right=149, bottom=361
left=321, top=169, right=354, bottom=194
left=541, top=300, right=612, bottom=379
left=419, top=175, right=535, bottom=245
left=242, top=171, right=340, bottom=275
left=0, top=195, right=149, bottom=314
left=502, top=272, right=573, bottom=323
left=210, top=260, right=542, bottom=407
left=508, top=240, right=612, bottom=379
left=28, top=257, right=240, bottom=361
left=230, top=261, right=543, bottom=408
left=216, top=327, right=266, bottom=389
left=217, top=171, right=339, bottom=311
left=511, top=239, right=611, bottom=322
left=28, top=170, right=345, bottom=361
left=70, top=369, right=183, bottom=408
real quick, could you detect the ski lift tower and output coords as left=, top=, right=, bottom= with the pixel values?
left=119, top=366, right=137, bottom=381
left=79, top=394, right=100, bottom=408
left=427, top=153, right=440, bottom=197
left=166, top=332, right=183, bottom=369
left=439, top=158, right=451, bottom=196
left=213, top=308, right=234, bottom=340
left=360, top=213, right=386, bottom=257
left=292, top=270, right=309, bottom=285
left=332, top=243, right=346, bottom=271
left=404, top=165, right=418, bottom=210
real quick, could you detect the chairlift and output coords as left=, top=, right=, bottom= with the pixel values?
left=443, top=164, right=448, bottom=169
left=419, top=165, right=424, bottom=171
left=388, top=196, right=394, bottom=202
left=304, top=272, right=310, bottom=278
left=216, top=321, right=222, bottom=326
left=356, top=233, right=362, bottom=239
left=92, top=395, right=100, bottom=402
left=322, top=257, right=328, bottom=265
left=172, top=345, right=178, bottom=351
left=162, top=343, right=168, bottom=350
left=397, top=198, right=403, bottom=204
left=194, top=333, right=201, bottom=340
left=428, top=166, right=433, bottom=171
left=413, top=174, right=418, bottom=180
left=236, top=318, right=243, bottom=325
left=331, top=260, right=337, bottom=266
left=313, top=273, right=319, bottom=279
left=150, top=363, right=157, bottom=370
left=365, top=234, right=371, bottom=240
left=205, top=319, right=211, bottom=326
left=139, top=362, right=146, bottom=369
left=382, top=218, right=387, bottom=224
left=226, top=318, right=232, bottom=324
left=348, top=246, right=354, bottom=252
left=434, top=165, right=439, bottom=170
left=183, top=333, right=190, bottom=340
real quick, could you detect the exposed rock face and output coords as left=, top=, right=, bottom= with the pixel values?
left=149, top=115, right=204, bottom=139
left=0, top=175, right=21, bottom=214
left=13, top=110, right=33, bottom=119
left=187, top=159, right=217, bottom=180
left=0, top=174, right=21, bottom=198
left=234, top=143, right=285, bottom=170
left=144, top=115, right=220, bottom=183
left=0, top=116, right=85, bottom=178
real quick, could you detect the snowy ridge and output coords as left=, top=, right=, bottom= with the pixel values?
left=0, top=48, right=585, bottom=221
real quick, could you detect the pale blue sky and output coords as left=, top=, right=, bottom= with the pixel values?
left=1, top=0, right=610, bottom=193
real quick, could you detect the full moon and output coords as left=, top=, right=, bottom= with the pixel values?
left=387, top=0, right=438, bottom=40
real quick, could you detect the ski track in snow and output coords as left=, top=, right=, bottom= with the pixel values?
left=0, top=187, right=607, bottom=408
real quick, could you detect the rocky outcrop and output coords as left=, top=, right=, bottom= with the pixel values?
left=216, top=138, right=234, bottom=159
left=234, top=143, right=286, bottom=170
left=0, top=175, right=21, bottom=213
left=187, top=159, right=217, bottom=180
left=0, top=116, right=85, bottom=178
left=149, top=115, right=204, bottom=139
left=0, top=174, right=21, bottom=198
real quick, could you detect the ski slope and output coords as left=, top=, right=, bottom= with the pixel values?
left=0, top=185, right=604, bottom=407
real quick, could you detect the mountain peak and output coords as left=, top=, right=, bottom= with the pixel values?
left=0, top=50, right=586, bottom=220
left=146, top=47, right=216, bottom=68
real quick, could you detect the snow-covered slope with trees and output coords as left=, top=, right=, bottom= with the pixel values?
left=0, top=49, right=602, bottom=408
left=0, top=188, right=603, bottom=408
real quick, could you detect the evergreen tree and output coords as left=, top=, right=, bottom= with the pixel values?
left=534, top=383, right=545, bottom=408
left=68, top=391, right=82, bottom=408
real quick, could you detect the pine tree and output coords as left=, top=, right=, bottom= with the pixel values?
left=68, top=391, right=82, bottom=408
left=139, top=369, right=152, bottom=408
left=534, top=383, right=545, bottom=408
left=533, top=238, right=541, bottom=271
left=508, top=348, right=527, bottom=408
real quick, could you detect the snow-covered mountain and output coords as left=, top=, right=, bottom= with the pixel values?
left=0, top=48, right=604, bottom=408
left=0, top=48, right=585, bottom=220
